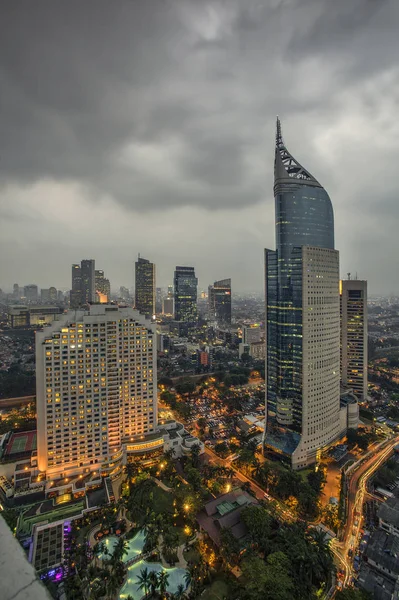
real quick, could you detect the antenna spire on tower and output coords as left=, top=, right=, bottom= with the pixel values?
left=276, top=116, right=284, bottom=148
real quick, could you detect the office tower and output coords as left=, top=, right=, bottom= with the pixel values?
left=156, top=287, right=163, bottom=314
left=41, top=289, right=50, bottom=303
left=135, top=256, right=155, bottom=318
left=174, top=266, right=198, bottom=325
left=13, top=283, right=20, bottom=300
left=36, top=304, right=157, bottom=479
left=243, top=324, right=262, bottom=344
left=119, top=286, right=131, bottom=301
left=208, top=279, right=232, bottom=325
left=49, top=287, right=58, bottom=303
left=264, top=118, right=341, bottom=470
left=57, top=290, right=64, bottom=303
left=24, top=284, right=39, bottom=302
left=162, top=296, right=174, bottom=316
left=70, top=264, right=82, bottom=308
left=81, top=259, right=96, bottom=304
left=340, top=278, right=368, bottom=399
left=42, top=286, right=58, bottom=304
left=167, top=285, right=173, bottom=297
left=95, top=269, right=111, bottom=302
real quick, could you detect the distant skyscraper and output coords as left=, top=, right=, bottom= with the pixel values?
left=162, top=296, right=174, bottom=316
left=81, top=259, right=96, bottom=304
left=95, top=269, right=111, bottom=302
left=340, top=278, right=368, bottom=400
left=264, top=118, right=341, bottom=470
left=41, top=289, right=50, bottom=303
left=208, top=279, right=231, bottom=324
left=70, top=264, right=82, bottom=308
left=135, top=256, right=155, bottom=318
left=24, top=284, right=38, bottom=302
left=48, top=287, right=58, bottom=303
left=174, top=266, right=198, bottom=325
left=70, top=260, right=95, bottom=307
left=36, top=304, right=157, bottom=480
left=13, top=283, right=20, bottom=300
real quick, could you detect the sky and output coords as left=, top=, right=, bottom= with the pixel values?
left=1, top=0, right=399, bottom=295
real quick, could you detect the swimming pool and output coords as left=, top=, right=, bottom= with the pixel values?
left=119, top=560, right=187, bottom=600
left=98, top=529, right=146, bottom=563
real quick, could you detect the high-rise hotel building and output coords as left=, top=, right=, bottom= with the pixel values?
left=340, top=278, right=368, bottom=400
left=36, top=304, right=157, bottom=480
left=264, top=119, right=342, bottom=469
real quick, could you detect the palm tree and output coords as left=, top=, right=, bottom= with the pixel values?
left=183, top=568, right=192, bottom=589
left=137, top=567, right=150, bottom=598
left=158, top=570, right=170, bottom=597
left=174, top=583, right=186, bottom=599
left=112, top=537, right=129, bottom=564
left=148, top=570, right=160, bottom=596
left=106, top=570, right=120, bottom=600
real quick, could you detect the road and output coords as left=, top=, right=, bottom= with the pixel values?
left=331, top=435, right=399, bottom=588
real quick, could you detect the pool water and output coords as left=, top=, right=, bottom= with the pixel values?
left=98, top=530, right=146, bottom=563
left=119, top=560, right=187, bottom=600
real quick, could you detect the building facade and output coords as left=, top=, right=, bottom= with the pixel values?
left=24, top=285, right=39, bottom=302
left=70, top=264, right=82, bottom=308
left=174, top=266, right=198, bottom=325
left=340, top=278, right=368, bottom=399
left=80, top=259, right=96, bottom=305
left=70, top=260, right=95, bottom=308
left=135, top=256, right=155, bottom=318
left=208, top=278, right=231, bottom=325
left=264, top=118, right=342, bottom=469
left=36, top=304, right=157, bottom=480
left=95, top=270, right=111, bottom=303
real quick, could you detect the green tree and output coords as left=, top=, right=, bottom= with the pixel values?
left=158, top=570, right=170, bottom=596
left=241, top=553, right=294, bottom=600
left=219, top=527, right=241, bottom=565
left=137, top=567, right=150, bottom=598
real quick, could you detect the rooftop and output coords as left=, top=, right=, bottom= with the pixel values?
left=197, top=488, right=257, bottom=546
left=378, top=496, right=399, bottom=528
left=365, top=529, right=399, bottom=576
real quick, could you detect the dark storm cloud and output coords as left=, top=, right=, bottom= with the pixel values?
left=1, top=0, right=399, bottom=293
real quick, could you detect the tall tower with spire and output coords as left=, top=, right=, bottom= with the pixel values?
left=264, top=118, right=342, bottom=469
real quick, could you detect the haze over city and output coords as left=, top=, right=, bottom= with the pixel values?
left=1, top=1, right=399, bottom=293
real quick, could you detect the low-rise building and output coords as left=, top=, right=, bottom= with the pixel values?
left=197, top=488, right=258, bottom=546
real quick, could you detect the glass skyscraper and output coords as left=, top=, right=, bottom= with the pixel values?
left=135, top=256, right=155, bottom=318
left=208, top=278, right=231, bottom=325
left=174, top=266, right=198, bottom=326
left=264, top=119, right=342, bottom=469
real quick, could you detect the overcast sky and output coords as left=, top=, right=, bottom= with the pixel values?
left=1, top=0, right=399, bottom=294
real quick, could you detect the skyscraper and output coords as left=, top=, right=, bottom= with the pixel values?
left=81, top=259, right=96, bottom=305
left=264, top=118, right=341, bottom=470
left=24, top=284, right=39, bottom=302
left=208, top=279, right=231, bottom=324
left=70, top=264, right=82, bottom=308
left=95, top=269, right=111, bottom=302
left=174, top=266, right=198, bottom=326
left=36, top=304, right=157, bottom=480
left=70, top=260, right=96, bottom=307
left=135, top=256, right=155, bottom=318
left=340, top=278, right=368, bottom=400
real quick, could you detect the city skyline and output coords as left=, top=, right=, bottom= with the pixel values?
left=1, top=2, right=399, bottom=294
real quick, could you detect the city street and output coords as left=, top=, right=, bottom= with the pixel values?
left=331, top=435, right=399, bottom=588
